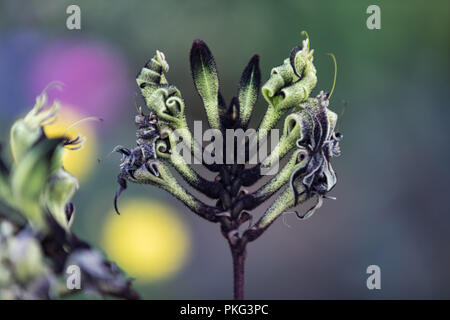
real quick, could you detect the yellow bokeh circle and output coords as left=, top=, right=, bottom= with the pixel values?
left=43, top=106, right=98, bottom=182
left=102, top=199, right=190, bottom=282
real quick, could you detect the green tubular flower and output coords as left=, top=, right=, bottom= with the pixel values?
left=231, top=148, right=311, bottom=217
left=156, top=126, right=222, bottom=198
left=259, top=37, right=317, bottom=133
left=261, top=60, right=299, bottom=106
left=256, top=179, right=308, bottom=231
left=137, top=51, right=189, bottom=130
left=136, top=50, right=169, bottom=91
left=136, top=52, right=206, bottom=162
left=121, top=160, right=218, bottom=221
left=156, top=126, right=201, bottom=183
left=144, top=85, right=187, bottom=127
left=260, top=107, right=311, bottom=170
left=243, top=91, right=342, bottom=239
left=256, top=148, right=309, bottom=201
left=259, top=93, right=338, bottom=172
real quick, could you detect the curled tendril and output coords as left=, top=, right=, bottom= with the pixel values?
left=326, top=53, right=337, bottom=99
left=165, top=95, right=185, bottom=116
left=155, top=139, right=171, bottom=158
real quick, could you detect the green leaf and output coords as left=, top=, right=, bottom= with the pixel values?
left=0, top=199, right=27, bottom=226
left=238, top=54, right=261, bottom=127
left=190, top=39, right=220, bottom=129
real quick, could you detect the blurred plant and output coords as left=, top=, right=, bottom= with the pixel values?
left=114, top=33, right=342, bottom=299
left=0, top=86, right=139, bottom=299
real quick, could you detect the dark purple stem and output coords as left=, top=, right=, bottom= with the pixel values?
left=230, top=244, right=246, bottom=300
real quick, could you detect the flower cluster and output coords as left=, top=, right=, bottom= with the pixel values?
left=115, top=33, right=342, bottom=299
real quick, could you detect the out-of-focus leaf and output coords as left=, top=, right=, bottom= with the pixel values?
left=0, top=199, right=27, bottom=226
left=7, top=229, right=46, bottom=283
left=10, top=138, right=63, bottom=228
left=44, top=169, right=79, bottom=230
left=66, top=249, right=140, bottom=300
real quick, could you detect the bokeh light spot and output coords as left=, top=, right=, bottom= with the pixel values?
left=102, top=199, right=190, bottom=282
left=28, top=42, right=130, bottom=124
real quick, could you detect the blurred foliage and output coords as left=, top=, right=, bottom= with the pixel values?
left=0, top=89, right=138, bottom=299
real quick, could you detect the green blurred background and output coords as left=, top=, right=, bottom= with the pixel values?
left=0, top=0, right=449, bottom=299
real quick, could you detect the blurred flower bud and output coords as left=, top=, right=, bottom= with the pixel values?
left=66, top=249, right=139, bottom=299
left=7, top=230, right=45, bottom=284
left=10, top=138, right=63, bottom=229
left=44, top=168, right=79, bottom=230
left=10, top=85, right=61, bottom=163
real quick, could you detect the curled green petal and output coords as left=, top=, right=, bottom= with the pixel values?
left=136, top=50, right=169, bottom=92
left=144, top=86, right=187, bottom=128
left=258, top=38, right=317, bottom=134
left=262, top=60, right=299, bottom=106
